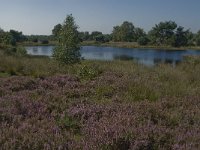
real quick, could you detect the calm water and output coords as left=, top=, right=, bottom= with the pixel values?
left=25, top=46, right=200, bottom=66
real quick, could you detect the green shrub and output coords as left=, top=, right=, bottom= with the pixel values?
left=137, top=36, right=149, bottom=45
left=183, top=56, right=200, bottom=65
left=77, top=64, right=102, bottom=80
left=32, top=38, right=38, bottom=43
left=4, top=47, right=17, bottom=55
left=0, top=72, right=10, bottom=78
left=57, top=115, right=80, bottom=134
left=40, top=40, right=49, bottom=44
left=95, top=85, right=114, bottom=99
left=16, top=46, right=27, bottom=56
left=124, top=83, right=159, bottom=102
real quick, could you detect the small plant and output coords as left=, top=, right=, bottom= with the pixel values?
left=77, top=64, right=102, bottom=80
left=0, top=72, right=10, bottom=78
left=95, top=85, right=114, bottom=99
left=57, top=115, right=81, bottom=134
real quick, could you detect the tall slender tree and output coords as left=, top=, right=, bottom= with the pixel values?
left=53, top=14, right=81, bottom=65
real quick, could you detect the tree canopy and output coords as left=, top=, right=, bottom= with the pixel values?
left=148, top=21, right=193, bottom=47
left=52, top=24, right=62, bottom=37
left=148, top=21, right=177, bottom=46
left=196, top=31, right=200, bottom=46
left=1, top=19, right=200, bottom=48
left=112, top=21, right=135, bottom=42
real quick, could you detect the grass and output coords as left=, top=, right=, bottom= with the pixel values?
left=0, top=48, right=200, bottom=149
left=81, top=41, right=200, bottom=50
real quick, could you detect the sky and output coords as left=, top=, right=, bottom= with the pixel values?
left=0, top=0, right=199, bottom=35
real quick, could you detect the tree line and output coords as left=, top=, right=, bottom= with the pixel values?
left=51, top=16, right=200, bottom=65
left=1, top=20, right=200, bottom=47
left=52, top=20, right=200, bottom=47
left=112, top=21, right=200, bottom=47
left=1, top=15, right=200, bottom=65
left=0, top=29, right=26, bottom=46
left=0, top=29, right=54, bottom=46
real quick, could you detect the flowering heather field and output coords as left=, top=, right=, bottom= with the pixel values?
left=0, top=51, right=200, bottom=149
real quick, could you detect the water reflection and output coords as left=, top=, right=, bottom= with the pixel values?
left=26, top=46, right=53, bottom=56
left=25, top=46, right=200, bottom=66
left=113, top=55, right=134, bottom=61
left=32, top=47, right=38, bottom=53
left=153, top=58, right=181, bottom=67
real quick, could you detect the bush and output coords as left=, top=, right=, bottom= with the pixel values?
left=137, top=36, right=149, bottom=45
left=77, top=64, right=102, bottom=80
left=32, top=38, right=38, bottom=43
left=40, top=40, right=49, bottom=44
left=4, top=47, right=17, bottom=55
left=16, top=47, right=27, bottom=56
left=2, top=46, right=27, bottom=57
left=183, top=56, right=200, bottom=65
left=196, top=37, right=200, bottom=46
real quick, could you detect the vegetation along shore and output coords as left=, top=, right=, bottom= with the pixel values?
left=1, top=19, right=200, bottom=50
left=1, top=45, right=200, bottom=149
left=1, top=14, right=200, bottom=149
left=81, top=41, right=200, bottom=50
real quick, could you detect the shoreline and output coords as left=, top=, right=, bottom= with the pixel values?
left=19, top=41, right=57, bottom=47
left=21, top=41, right=200, bottom=50
left=81, top=41, right=200, bottom=50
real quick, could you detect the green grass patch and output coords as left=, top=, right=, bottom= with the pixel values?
left=0, top=72, right=10, bottom=78
left=123, top=83, right=160, bottom=102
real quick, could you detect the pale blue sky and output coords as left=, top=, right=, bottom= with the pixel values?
left=0, top=0, right=199, bottom=35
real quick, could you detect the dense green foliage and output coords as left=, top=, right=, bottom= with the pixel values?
left=109, top=20, right=200, bottom=47
left=78, top=31, right=111, bottom=43
left=0, top=28, right=53, bottom=46
left=1, top=19, right=200, bottom=48
left=112, top=21, right=135, bottom=42
left=76, top=20, right=200, bottom=48
left=52, top=14, right=81, bottom=65
left=0, top=28, right=26, bottom=46
left=148, top=21, right=177, bottom=46
left=25, top=35, right=54, bottom=45
left=148, top=21, right=191, bottom=47
left=196, top=31, right=200, bottom=46
left=78, top=31, right=90, bottom=41
left=90, top=31, right=103, bottom=40
left=52, top=24, right=62, bottom=38
left=137, top=36, right=149, bottom=45
left=111, top=22, right=146, bottom=43
left=9, top=30, right=27, bottom=43
left=16, top=46, right=27, bottom=56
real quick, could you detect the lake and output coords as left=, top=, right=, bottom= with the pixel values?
left=25, top=46, right=200, bottom=66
